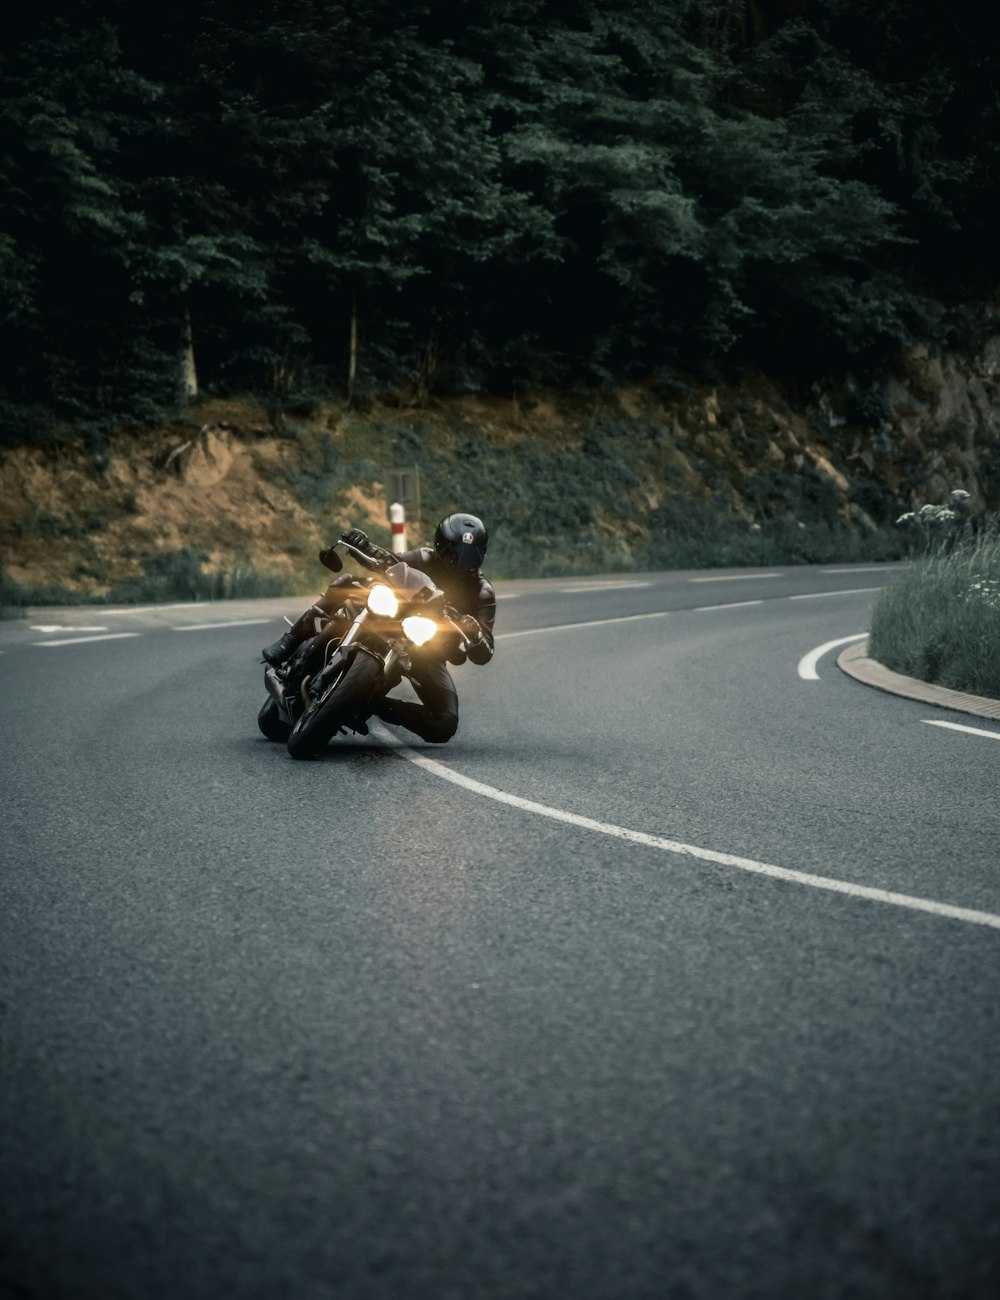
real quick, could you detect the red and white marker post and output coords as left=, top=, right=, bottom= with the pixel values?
left=389, top=501, right=407, bottom=554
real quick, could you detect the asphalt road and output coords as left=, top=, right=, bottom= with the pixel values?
left=2, top=562, right=998, bottom=1299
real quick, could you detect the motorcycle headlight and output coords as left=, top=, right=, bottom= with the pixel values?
left=367, top=584, right=399, bottom=617
left=401, top=615, right=438, bottom=646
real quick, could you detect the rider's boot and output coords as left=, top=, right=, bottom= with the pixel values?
left=265, top=620, right=331, bottom=716
left=262, top=607, right=319, bottom=666
left=374, top=697, right=456, bottom=744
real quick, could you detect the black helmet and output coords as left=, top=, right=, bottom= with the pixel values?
left=434, top=512, right=489, bottom=573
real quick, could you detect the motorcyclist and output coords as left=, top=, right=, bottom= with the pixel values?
left=262, top=512, right=495, bottom=744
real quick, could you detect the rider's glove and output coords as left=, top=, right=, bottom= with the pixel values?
left=457, top=614, right=483, bottom=644
left=341, top=527, right=373, bottom=555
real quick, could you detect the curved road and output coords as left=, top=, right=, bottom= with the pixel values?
left=2, top=563, right=998, bottom=1299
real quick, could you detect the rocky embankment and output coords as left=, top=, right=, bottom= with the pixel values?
left=2, top=341, right=999, bottom=597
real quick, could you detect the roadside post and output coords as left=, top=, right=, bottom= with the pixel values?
left=385, top=464, right=421, bottom=547
left=389, top=501, right=407, bottom=554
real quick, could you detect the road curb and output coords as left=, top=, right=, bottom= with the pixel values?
left=837, top=639, right=1000, bottom=721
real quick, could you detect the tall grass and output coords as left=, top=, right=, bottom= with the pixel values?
left=105, top=550, right=293, bottom=603
left=868, top=526, right=1000, bottom=697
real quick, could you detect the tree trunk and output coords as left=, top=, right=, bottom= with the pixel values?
left=348, top=287, right=358, bottom=399
left=179, top=308, right=198, bottom=400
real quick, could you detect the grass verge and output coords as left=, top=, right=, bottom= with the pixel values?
left=1, top=550, right=297, bottom=615
left=868, top=529, right=1000, bottom=698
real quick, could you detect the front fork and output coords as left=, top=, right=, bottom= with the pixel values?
left=310, top=608, right=406, bottom=687
left=308, top=609, right=370, bottom=696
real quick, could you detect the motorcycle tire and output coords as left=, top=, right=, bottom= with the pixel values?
left=257, top=697, right=292, bottom=742
left=286, top=651, right=382, bottom=759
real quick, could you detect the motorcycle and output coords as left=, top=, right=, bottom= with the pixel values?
left=257, top=540, right=470, bottom=759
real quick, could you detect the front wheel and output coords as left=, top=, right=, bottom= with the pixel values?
left=287, top=651, right=382, bottom=759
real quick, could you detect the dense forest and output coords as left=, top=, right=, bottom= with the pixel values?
left=2, top=0, right=998, bottom=441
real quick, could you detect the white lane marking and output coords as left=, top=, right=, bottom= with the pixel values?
left=495, top=593, right=521, bottom=599
left=173, top=619, right=271, bottom=632
left=790, top=587, right=879, bottom=600
left=695, top=600, right=764, bottom=612
left=923, top=720, right=1000, bottom=742
left=690, top=573, right=781, bottom=583
left=31, top=625, right=109, bottom=633
left=33, top=633, right=142, bottom=647
left=380, top=738, right=1000, bottom=933
left=557, top=581, right=652, bottom=592
left=821, top=566, right=901, bottom=575
left=97, top=603, right=203, bottom=615
left=498, top=611, right=670, bottom=640
left=798, top=633, right=868, bottom=681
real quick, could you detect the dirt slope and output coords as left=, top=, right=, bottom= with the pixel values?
left=2, top=343, right=998, bottom=596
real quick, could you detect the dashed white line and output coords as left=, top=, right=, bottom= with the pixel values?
left=690, top=573, right=781, bottom=583
left=695, top=600, right=763, bottom=612
left=798, top=633, right=868, bottom=681
left=33, top=633, right=142, bottom=647
left=31, top=625, right=109, bottom=633
left=379, top=735, right=1000, bottom=933
left=923, top=720, right=1000, bottom=742
left=173, top=619, right=271, bottom=632
left=790, top=587, right=879, bottom=600
left=557, top=581, right=652, bottom=592
left=498, top=611, right=671, bottom=639
left=821, top=566, right=901, bottom=574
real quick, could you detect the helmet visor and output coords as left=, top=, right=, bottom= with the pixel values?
left=447, top=540, right=487, bottom=572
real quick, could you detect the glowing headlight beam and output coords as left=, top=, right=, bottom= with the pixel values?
left=367, top=584, right=399, bottom=617
left=401, top=615, right=438, bottom=646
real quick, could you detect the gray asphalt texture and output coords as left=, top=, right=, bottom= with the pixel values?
left=2, top=563, right=998, bottom=1299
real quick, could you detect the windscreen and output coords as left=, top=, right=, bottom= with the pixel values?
left=384, top=562, right=442, bottom=603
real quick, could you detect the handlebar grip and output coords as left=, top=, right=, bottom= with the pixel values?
left=340, top=541, right=386, bottom=572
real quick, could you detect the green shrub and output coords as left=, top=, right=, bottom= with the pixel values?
left=869, top=526, right=1000, bottom=697
left=640, top=496, right=902, bottom=571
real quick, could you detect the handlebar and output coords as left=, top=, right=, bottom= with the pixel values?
left=322, top=539, right=387, bottom=573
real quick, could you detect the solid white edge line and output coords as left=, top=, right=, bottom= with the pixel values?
left=790, top=587, right=879, bottom=600
left=376, top=734, right=1000, bottom=933
left=33, top=633, right=142, bottom=647
left=797, top=633, right=868, bottom=681
left=97, top=602, right=203, bottom=615
left=690, top=573, right=781, bottom=583
left=173, top=619, right=271, bottom=631
left=923, top=720, right=1000, bottom=741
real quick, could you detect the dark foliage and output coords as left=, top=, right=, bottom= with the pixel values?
left=1, top=0, right=997, bottom=433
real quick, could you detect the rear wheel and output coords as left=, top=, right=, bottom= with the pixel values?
left=287, top=652, right=382, bottom=759
left=257, top=697, right=292, bottom=742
